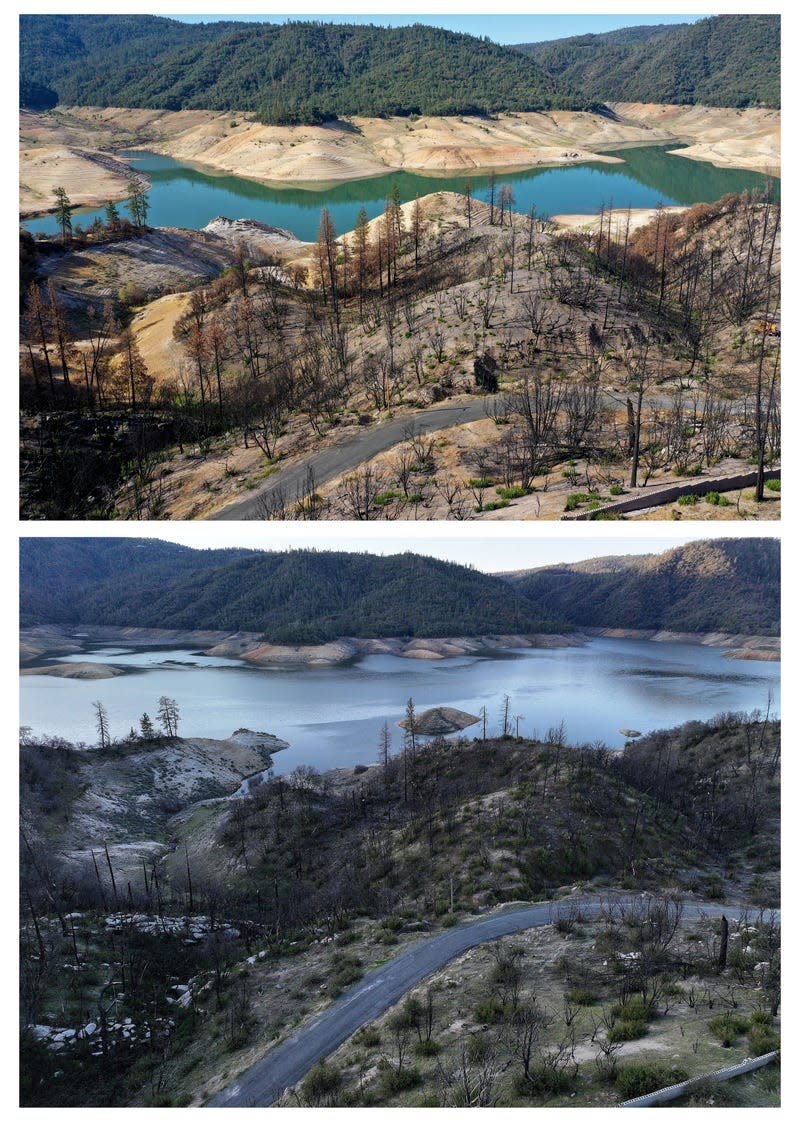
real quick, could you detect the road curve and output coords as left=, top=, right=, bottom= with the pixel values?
left=207, top=898, right=770, bottom=1107
left=209, top=397, right=498, bottom=521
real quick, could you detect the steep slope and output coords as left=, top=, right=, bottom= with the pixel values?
left=504, top=538, right=780, bottom=635
left=18, top=539, right=253, bottom=626
left=520, top=15, right=780, bottom=109
left=20, top=537, right=779, bottom=643
left=19, top=540, right=559, bottom=642
left=19, top=16, right=587, bottom=122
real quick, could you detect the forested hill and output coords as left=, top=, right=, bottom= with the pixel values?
left=20, top=538, right=779, bottom=644
left=504, top=538, right=780, bottom=636
left=18, top=540, right=561, bottom=643
left=19, top=15, right=588, bottom=122
left=517, top=15, right=780, bottom=109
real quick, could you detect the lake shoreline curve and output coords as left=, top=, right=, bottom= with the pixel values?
left=20, top=623, right=779, bottom=677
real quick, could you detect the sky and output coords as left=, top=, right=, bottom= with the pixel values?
left=168, top=10, right=710, bottom=44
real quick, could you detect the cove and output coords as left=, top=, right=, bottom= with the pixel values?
left=23, top=144, right=777, bottom=242
left=20, top=636, right=779, bottom=778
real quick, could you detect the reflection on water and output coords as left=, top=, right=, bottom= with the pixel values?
left=20, top=637, right=779, bottom=776
left=23, top=144, right=777, bottom=241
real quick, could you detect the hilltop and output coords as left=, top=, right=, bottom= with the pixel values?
left=21, top=186, right=780, bottom=522
left=19, top=16, right=587, bottom=122
left=504, top=538, right=780, bottom=636
left=20, top=537, right=780, bottom=646
left=518, top=15, right=780, bottom=110
left=20, top=14, right=779, bottom=120
left=19, top=540, right=561, bottom=643
left=21, top=712, right=780, bottom=1107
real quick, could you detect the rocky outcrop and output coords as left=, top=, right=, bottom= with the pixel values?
left=229, top=728, right=290, bottom=755
left=398, top=706, right=480, bottom=735
left=21, top=661, right=124, bottom=679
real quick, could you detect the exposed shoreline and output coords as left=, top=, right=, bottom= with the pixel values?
left=586, top=628, right=780, bottom=663
left=20, top=623, right=779, bottom=676
left=20, top=103, right=779, bottom=218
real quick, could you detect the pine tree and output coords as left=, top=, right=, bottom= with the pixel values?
left=157, top=696, right=180, bottom=738
left=104, top=199, right=120, bottom=230
left=54, top=187, right=72, bottom=242
left=93, top=700, right=110, bottom=748
left=126, top=180, right=149, bottom=228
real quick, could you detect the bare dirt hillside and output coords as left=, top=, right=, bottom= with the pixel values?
left=20, top=104, right=780, bottom=216
left=608, top=103, right=780, bottom=173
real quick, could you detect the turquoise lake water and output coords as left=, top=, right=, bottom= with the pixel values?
left=24, top=144, right=777, bottom=242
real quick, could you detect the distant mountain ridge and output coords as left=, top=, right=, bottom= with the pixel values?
left=19, top=538, right=779, bottom=644
left=518, top=15, right=780, bottom=109
left=504, top=539, right=780, bottom=636
left=19, top=15, right=588, bottom=122
left=20, top=14, right=779, bottom=119
left=18, top=540, right=560, bottom=644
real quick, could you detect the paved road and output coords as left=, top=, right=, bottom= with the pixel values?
left=210, top=398, right=499, bottom=520
left=207, top=898, right=769, bottom=1107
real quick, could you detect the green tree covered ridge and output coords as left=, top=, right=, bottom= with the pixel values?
left=19, top=15, right=589, bottom=122
left=505, top=538, right=780, bottom=636
left=19, top=538, right=779, bottom=643
left=20, top=14, right=779, bottom=119
left=518, top=15, right=780, bottom=109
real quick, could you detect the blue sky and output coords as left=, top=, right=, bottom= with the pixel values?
left=170, top=11, right=708, bottom=45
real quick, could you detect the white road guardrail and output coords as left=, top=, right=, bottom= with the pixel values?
left=621, top=1050, right=780, bottom=1107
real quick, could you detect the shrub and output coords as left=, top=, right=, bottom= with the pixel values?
left=353, top=1025, right=381, bottom=1048
left=473, top=998, right=505, bottom=1023
left=609, top=485, right=624, bottom=496
left=377, top=1064, right=422, bottom=1095
left=749, top=1027, right=780, bottom=1056
left=608, top=1017, right=649, bottom=1042
left=301, top=1060, right=341, bottom=1104
left=677, top=493, right=699, bottom=506
left=514, top=1064, right=574, bottom=1096
left=611, top=1000, right=654, bottom=1024
left=565, top=492, right=590, bottom=511
left=615, top=1063, right=689, bottom=1101
left=566, top=988, right=598, bottom=1006
left=766, top=479, right=781, bottom=492
left=708, top=1012, right=750, bottom=1047
left=496, top=485, right=529, bottom=499
left=608, top=999, right=653, bottom=1042
left=328, top=952, right=362, bottom=995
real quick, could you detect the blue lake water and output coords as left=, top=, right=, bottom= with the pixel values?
left=20, top=637, right=779, bottom=778
left=23, top=144, right=777, bottom=242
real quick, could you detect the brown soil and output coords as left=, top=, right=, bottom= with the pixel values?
left=609, top=102, right=780, bottom=174
left=104, top=190, right=778, bottom=522
left=20, top=103, right=780, bottom=216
